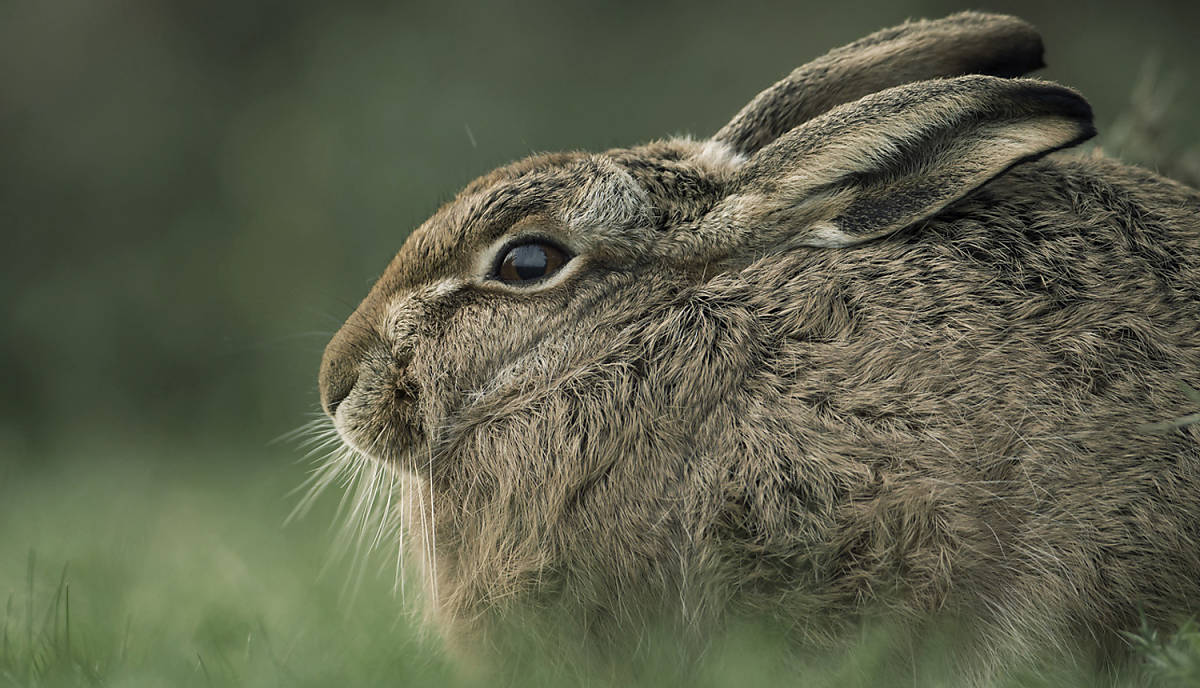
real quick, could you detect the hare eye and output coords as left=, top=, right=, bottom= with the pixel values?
left=494, top=241, right=569, bottom=283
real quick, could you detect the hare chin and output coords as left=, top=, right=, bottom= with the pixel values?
left=330, top=420, right=377, bottom=463
left=331, top=405, right=423, bottom=469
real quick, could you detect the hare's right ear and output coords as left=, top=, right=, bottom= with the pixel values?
left=715, top=12, right=1046, bottom=157
left=691, top=76, right=1094, bottom=256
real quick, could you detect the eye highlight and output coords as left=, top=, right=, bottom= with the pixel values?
left=493, top=241, right=570, bottom=284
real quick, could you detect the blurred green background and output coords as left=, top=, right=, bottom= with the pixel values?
left=4, top=0, right=1199, bottom=454
left=2, top=1, right=1198, bottom=685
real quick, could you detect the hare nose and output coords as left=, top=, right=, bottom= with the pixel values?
left=320, top=313, right=385, bottom=417
left=319, top=347, right=360, bottom=417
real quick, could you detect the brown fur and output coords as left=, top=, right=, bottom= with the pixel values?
left=715, top=11, right=1045, bottom=155
left=316, top=12, right=1200, bottom=683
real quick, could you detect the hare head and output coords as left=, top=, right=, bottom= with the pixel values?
left=316, top=10, right=1200, bottom=679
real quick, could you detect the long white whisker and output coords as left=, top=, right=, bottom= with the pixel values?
left=415, top=468, right=431, bottom=606
left=427, top=441, right=439, bottom=605
left=283, top=412, right=422, bottom=617
left=395, top=473, right=408, bottom=599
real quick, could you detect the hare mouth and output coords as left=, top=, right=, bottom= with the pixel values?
left=332, top=375, right=424, bottom=466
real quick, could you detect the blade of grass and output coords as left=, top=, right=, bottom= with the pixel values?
left=37, top=563, right=67, bottom=652
left=1177, top=380, right=1200, bottom=405
left=3, top=592, right=11, bottom=669
left=1138, top=412, right=1200, bottom=435
left=64, top=583, right=70, bottom=665
left=25, top=550, right=33, bottom=683
left=196, top=652, right=213, bottom=687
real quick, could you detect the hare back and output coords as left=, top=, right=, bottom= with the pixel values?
left=692, top=153, right=1200, bottom=653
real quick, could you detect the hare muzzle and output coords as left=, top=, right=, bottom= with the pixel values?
left=320, top=299, right=425, bottom=466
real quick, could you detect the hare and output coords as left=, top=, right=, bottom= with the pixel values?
left=315, top=11, right=1200, bottom=682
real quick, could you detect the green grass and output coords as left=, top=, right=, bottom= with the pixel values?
left=2, top=442, right=1199, bottom=687
left=0, top=444, right=457, bottom=688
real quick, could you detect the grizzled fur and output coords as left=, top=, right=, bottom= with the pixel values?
left=317, top=11, right=1200, bottom=683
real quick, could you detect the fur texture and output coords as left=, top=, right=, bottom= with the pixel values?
left=714, top=11, right=1045, bottom=155
left=315, top=11, right=1200, bottom=683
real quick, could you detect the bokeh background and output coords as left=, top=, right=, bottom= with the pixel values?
left=2, top=0, right=1198, bottom=685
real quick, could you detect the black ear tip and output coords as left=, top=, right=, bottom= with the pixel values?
left=981, top=30, right=1045, bottom=78
left=983, top=50, right=1046, bottom=79
left=969, top=13, right=1045, bottom=78
left=1019, top=84, right=1095, bottom=123
left=1080, top=120, right=1099, bottom=142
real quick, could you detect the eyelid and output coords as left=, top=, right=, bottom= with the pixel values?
left=472, top=233, right=583, bottom=292
left=493, top=234, right=572, bottom=261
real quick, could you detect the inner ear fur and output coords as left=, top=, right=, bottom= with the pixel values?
left=714, top=12, right=1047, bottom=157
left=701, top=76, right=1095, bottom=252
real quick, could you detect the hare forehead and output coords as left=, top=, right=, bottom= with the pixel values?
left=454, top=154, right=653, bottom=238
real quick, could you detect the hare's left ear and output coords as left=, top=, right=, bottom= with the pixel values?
left=699, top=76, right=1094, bottom=253
left=714, top=12, right=1047, bottom=157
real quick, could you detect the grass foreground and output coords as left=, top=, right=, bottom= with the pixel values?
left=2, top=441, right=1199, bottom=687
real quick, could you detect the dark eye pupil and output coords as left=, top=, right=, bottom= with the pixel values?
left=509, top=244, right=547, bottom=280
left=496, top=242, right=568, bottom=283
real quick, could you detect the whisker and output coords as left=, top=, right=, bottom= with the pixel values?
left=281, top=415, right=422, bottom=612
left=426, top=441, right=439, bottom=604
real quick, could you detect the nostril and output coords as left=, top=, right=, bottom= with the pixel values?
left=319, top=355, right=359, bottom=418
left=394, top=377, right=420, bottom=405
left=324, top=374, right=356, bottom=416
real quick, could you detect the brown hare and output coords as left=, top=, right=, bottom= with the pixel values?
left=314, top=11, right=1200, bottom=683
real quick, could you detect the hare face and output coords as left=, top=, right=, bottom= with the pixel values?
left=319, top=145, right=720, bottom=473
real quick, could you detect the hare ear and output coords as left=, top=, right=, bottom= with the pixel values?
left=701, top=76, right=1094, bottom=252
left=715, top=12, right=1045, bottom=157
